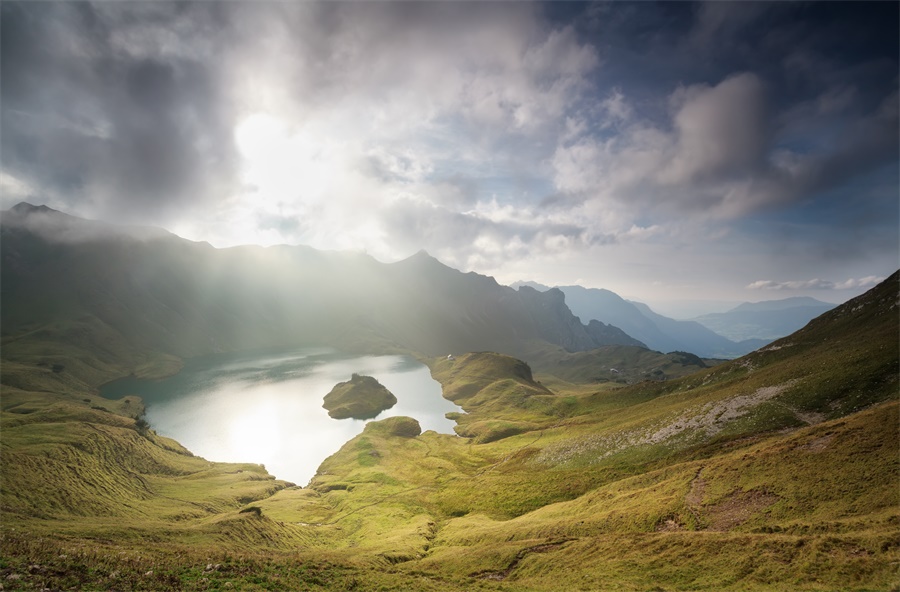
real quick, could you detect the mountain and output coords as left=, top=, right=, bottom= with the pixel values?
left=731, top=295, right=834, bottom=312
left=1, top=204, right=643, bottom=385
left=541, top=284, right=766, bottom=358
left=515, top=279, right=837, bottom=355
left=693, top=297, right=837, bottom=341
left=628, top=299, right=770, bottom=357
left=4, top=270, right=895, bottom=590
left=510, top=280, right=552, bottom=291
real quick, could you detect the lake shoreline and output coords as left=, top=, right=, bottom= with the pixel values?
left=99, top=348, right=462, bottom=485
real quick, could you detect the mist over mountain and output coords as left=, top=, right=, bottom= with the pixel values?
left=1, top=204, right=643, bottom=380
left=731, top=296, right=834, bottom=312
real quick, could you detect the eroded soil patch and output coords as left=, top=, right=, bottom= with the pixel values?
left=703, top=489, right=779, bottom=531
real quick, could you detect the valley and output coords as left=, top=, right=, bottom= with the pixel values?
left=1, top=206, right=898, bottom=591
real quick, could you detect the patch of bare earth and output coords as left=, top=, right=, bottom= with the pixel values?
left=684, top=468, right=706, bottom=526
left=647, top=380, right=801, bottom=442
left=655, top=518, right=685, bottom=532
left=534, top=380, right=801, bottom=467
left=800, top=433, right=835, bottom=452
left=685, top=468, right=706, bottom=506
left=793, top=409, right=826, bottom=425
left=703, top=489, right=779, bottom=531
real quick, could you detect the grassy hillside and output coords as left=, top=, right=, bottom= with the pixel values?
left=1, top=268, right=897, bottom=590
left=519, top=340, right=716, bottom=385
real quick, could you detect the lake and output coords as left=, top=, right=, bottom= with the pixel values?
left=100, top=348, right=461, bottom=485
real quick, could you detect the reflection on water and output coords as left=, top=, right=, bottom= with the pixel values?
left=100, top=349, right=461, bottom=485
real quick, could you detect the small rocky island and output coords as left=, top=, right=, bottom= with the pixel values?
left=322, top=373, right=398, bottom=420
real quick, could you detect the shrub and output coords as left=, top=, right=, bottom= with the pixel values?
left=133, top=414, right=151, bottom=436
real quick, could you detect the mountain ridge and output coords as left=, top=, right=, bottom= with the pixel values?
left=0, top=204, right=647, bottom=384
left=693, top=298, right=837, bottom=341
left=730, top=296, right=835, bottom=312
left=510, top=280, right=845, bottom=358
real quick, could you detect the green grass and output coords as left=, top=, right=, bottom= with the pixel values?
left=1, top=274, right=897, bottom=590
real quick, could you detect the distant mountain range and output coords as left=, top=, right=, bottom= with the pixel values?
left=512, top=281, right=772, bottom=358
left=691, top=297, right=836, bottom=341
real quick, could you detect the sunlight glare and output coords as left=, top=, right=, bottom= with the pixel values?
left=226, top=401, right=280, bottom=463
left=232, top=112, right=339, bottom=242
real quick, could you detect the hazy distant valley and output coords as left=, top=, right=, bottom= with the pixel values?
left=1, top=204, right=898, bottom=591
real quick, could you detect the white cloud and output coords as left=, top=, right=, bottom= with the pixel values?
left=833, top=276, right=888, bottom=290
left=746, top=276, right=885, bottom=291
left=171, top=3, right=603, bottom=265
left=0, top=171, right=37, bottom=205
left=599, top=88, right=632, bottom=127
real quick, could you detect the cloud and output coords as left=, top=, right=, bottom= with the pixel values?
left=551, top=69, right=898, bottom=226
left=0, top=171, right=37, bottom=208
left=1, top=1, right=896, bottom=297
left=378, top=196, right=607, bottom=270
left=1, top=2, right=598, bottom=250
left=1, top=3, right=240, bottom=226
left=746, top=276, right=885, bottom=291
left=662, top=73, right=770, bottom=185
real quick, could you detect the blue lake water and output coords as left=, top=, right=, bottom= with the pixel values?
left=100, top=348, right=461, bottom=485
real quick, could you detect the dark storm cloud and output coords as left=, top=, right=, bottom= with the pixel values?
left=552, top=1, right=898, bottom=220
left=0, top=2, right=238, bottom=223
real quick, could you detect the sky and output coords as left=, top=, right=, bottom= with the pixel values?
left=1, top=1, right=897, bottom=311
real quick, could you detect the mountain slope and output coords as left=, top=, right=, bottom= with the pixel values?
left=289, top=272, right=899, bottom=589
left=1, top=205, right=636, bottom=380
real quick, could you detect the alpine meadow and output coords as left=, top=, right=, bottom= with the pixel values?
left=1, top=2, right=898, bottom=591
left=1, top=204, right=898, bottom=591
